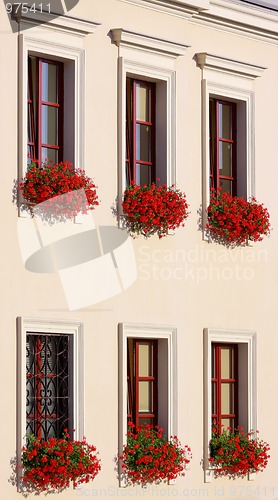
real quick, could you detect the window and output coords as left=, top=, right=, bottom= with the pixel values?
left=209, top=99, right=237, bottom=195
left=119, top=323, right=177, bottom=486
left=26, top=333, right=72, bottom=440
left=111, top=28, right=188, bottom=197
left=211, top=343, right=238, bottom=434
left=17, top=318, right=84, bottom=451
left=126, top=79, right=156, bottom=186
left=195, top=52, right=265, bottom=221
left=127, top=338, right=158, bottom=427
left=28, top=56, right=64, bottom=164
left=204, top=328, right=257, bottom=482
left=18, top=12, right=99, bottom=180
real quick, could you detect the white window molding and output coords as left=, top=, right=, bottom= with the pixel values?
left=195, top=52, right=266, bottom=231
left=18, top=14, right=100, bottom=205
left=118, top=323, right=177, bottom=487
left=111, top=28, right=189, bottom=210
left=17, top=317, right=84, bottom=472
left=203, top=328, right=257, bottom=483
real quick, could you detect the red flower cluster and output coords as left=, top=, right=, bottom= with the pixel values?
left=209, top=426, right=270, bottom=478
left=21, top=431, right=101, bottom=492
left=20, top=160, right=99, bottom=221
left=122, top=182, right=189, bottom=238
left=206, top=189, right=271, bottom=245
left=120, top=423, right=192, bottom=486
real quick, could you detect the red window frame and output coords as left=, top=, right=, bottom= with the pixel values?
left=28, top=56, right=64, bottom=164
left=127, top=339, right=158, bottom=428
left=211, top=343, right=238, bottom=435
left=126, top=78, right=156, bottom=186
left=209, top=98, right=237, bottom=196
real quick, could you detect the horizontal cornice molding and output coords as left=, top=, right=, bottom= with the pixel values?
left=191, top=0, right=278, bottom=44
left=119, top=0, right=209, bottom=18
left=18, top=11, right=100, bottom=37
left=111, top=28, right=190, bottom=57
left=195, top=52, right=266, bottom=78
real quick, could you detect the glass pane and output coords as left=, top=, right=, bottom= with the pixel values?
left=221, top=347, right=234, bottom=379
left=221, top=383, right=234, bottom=414
left=139, top=343, right=152, bottom=377
left=136, top=124, right=152, bottom=161
left=139, top=417, right=154, bottom=426
left=220, top=178, right=232, bottom=194
left=41, top=147, right=58, bottom=164
left=212, top=382, right=216, bottom=414
left=29, top=56, right=37, bottom=106
left=136, top=83, right=151, bottom=122
left=139, top=381, right=152, bottom=412
left=219, top=103, right=232, bottom=139
left=211, top=345, right=216, bottom=378
left=136, top=163, right=151, bottom=187
left=42, top=62, right=58, bottom=103
left=221, top=418, right=235, bottom=432
left=219, top=142, right=232, bottom=176
left=42, top=105, right=58, bottom=146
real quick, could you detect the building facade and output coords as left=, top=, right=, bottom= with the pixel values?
left=1, top=0, right=278, bottom=498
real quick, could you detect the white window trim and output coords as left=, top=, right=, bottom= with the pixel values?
left=111, top=29, right=189, bottom=214
left=118, top=323, right=177, bottom=487
left=18, top=14, right=99, bottom=215
left=203, top=328, right=257, bottom=483
left=195, top=52, right=266, bottom=233
left=17, top=317, right=84, bottom=486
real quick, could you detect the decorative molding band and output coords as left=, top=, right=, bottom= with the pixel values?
left=111, top=28, right=190, bottom=57
left=118, top=0, right=209, bottom=19
left=195, top=52, right=266, bottom=78
left=191, top=0, right=278, bottom=44
left=19, top=11, right=100, bottom=37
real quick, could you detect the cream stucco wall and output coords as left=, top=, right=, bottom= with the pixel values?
left=0, top=0, right=278, bottom=498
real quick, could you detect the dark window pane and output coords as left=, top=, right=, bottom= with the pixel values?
left=136, top=124, right=152, bottom=162
left=220, top=178, right=232, bottom=194
left=42, top=105, right=58, bottom=146
left=136, top=163, right=151, bottom=186
left=41, top=147, right=58, bottom=165
left=219, top=142, right=232, bottom=176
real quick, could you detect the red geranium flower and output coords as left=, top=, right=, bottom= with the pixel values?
left=20, top=432, right=101, bottom=493
left=209, top=427, right=270, bottom=478
left=122, top=182, right=189, bottom=238
left=120, top=424, right=191, bottom=486
left=206, top=189, right=271, bottom=246
left=20, top=160, right=99, bottom=222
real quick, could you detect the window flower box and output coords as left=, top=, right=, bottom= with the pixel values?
left=209, top=427, right=270, bottom=478
left=21, top=432, right=101, bottom=492
left=122, top=182, right=189, bottom=238
left=206, top=189, right=271, bottom=246
left=120, top=423, right=192, bottom=486
left=19, top=160, right=99, bottom=222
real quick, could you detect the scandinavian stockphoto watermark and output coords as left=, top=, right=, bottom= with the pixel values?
left=138, top=245, right=268, bottom=284
left=3, top=0, right=80, bottom=32
left=17, top=190, right=137, bottom=310
left=75, top=484, right=276, bottom=497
